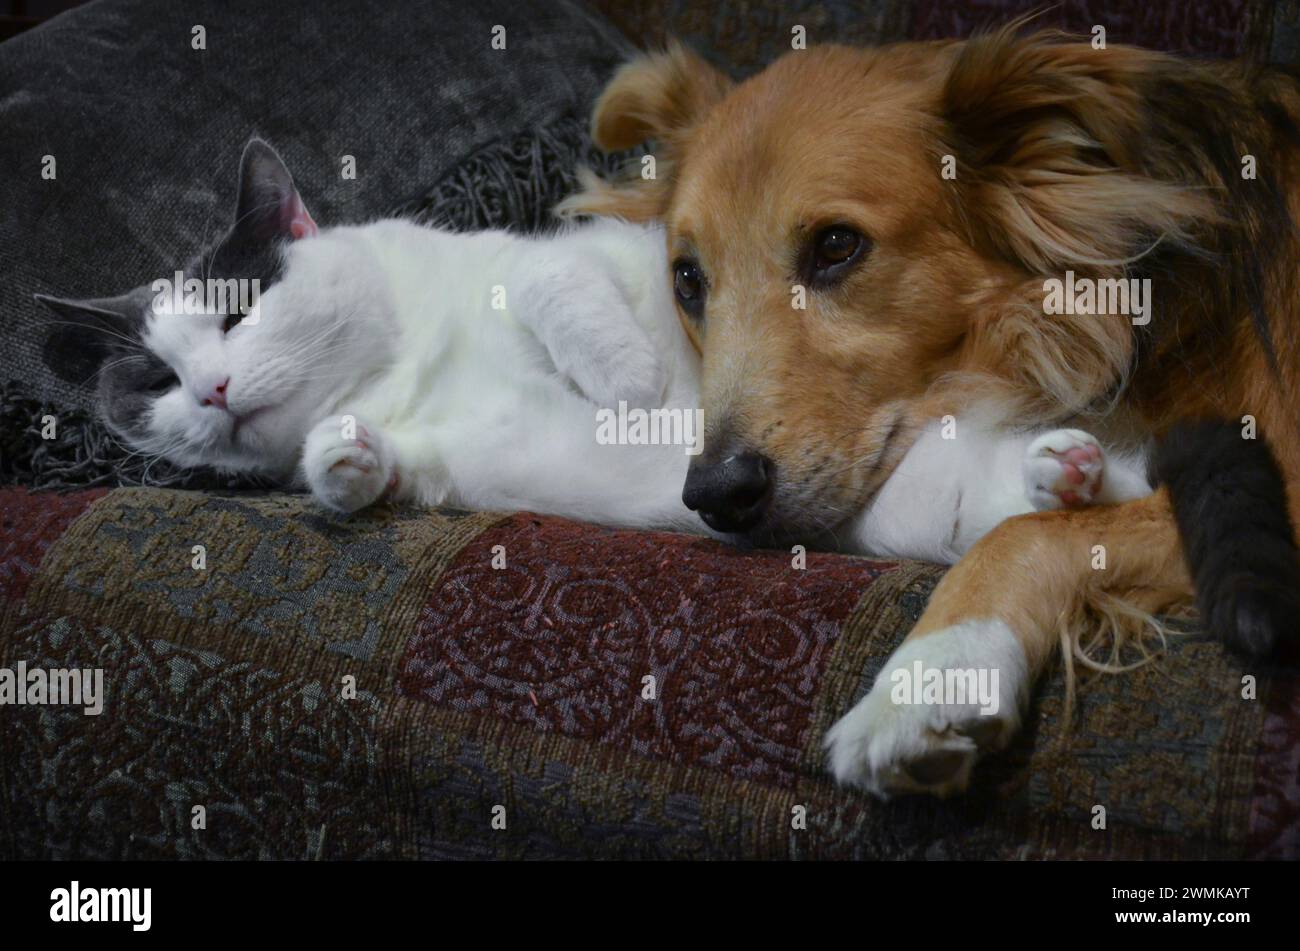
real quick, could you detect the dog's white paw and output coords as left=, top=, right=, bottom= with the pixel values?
left=1024, top=428, right=1105, bottom=510
left=302, top=415, right=396, bottom=514
left=824, top=619, right=1028, bottom=798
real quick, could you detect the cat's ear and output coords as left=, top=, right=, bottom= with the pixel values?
left=234, top=138, right=318, bottom=244
left=34, top=292, right=137, bottom=384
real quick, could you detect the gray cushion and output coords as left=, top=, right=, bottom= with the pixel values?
left=0, top=0, right=632, bottom=410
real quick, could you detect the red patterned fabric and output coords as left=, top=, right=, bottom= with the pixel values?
left=1248, top=677, right=1300, bottom=858
left=398, top=512, right=894, bottom=788
left=0, top=487, right=105, bottom=603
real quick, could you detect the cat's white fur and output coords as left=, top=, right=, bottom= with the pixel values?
left=145, top=218, right=704, bottom=531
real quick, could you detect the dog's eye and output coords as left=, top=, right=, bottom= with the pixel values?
left=803, top=225, right=867, bottom=287
left=816, top=228, right=860, bottom=267
left=673, top=259, right=706, bottom=318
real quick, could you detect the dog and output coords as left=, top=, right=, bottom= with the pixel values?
left=562, top=25, right=1300, bottom=796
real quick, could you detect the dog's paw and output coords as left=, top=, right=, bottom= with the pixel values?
left=824, top=619, right=1027, bottom=798
left=1024, top=429, right=1105, bottom=510
left=301, top=415, right=396, bottom=514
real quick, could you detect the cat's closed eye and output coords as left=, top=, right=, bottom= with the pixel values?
left=146, top=371, right=179, bottom=393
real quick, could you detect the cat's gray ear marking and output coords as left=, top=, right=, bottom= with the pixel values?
left=34, top=292, right=134, bottom=384
left=235, top=138, right=318, bottom=244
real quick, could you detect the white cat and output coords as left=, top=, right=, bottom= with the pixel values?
left=37, top=137, right=1153, bottom=561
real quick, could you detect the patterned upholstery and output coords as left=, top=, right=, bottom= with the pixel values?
left=3, top=0, right=1299, bottom=862
left=2, top=487, right=1295, bottom=859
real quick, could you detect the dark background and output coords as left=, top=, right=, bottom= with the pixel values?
left=0, top=1, right=87, bottom=40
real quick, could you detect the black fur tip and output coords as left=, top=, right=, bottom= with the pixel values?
left=1155, top=419, right=1300, bottom=660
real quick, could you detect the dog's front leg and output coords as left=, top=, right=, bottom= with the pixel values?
left=825, top=490, right=1193, bottom=797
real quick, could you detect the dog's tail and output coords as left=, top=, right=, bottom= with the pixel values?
left=1155, top=419, right=1300, bottom=659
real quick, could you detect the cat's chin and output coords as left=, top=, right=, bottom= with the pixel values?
left=229, top=406, right=272, bottom=444
left=226, top=406, right=305, bottom=474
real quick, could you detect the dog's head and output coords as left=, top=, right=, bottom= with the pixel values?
left=564, top=31, right=1223, bottom=543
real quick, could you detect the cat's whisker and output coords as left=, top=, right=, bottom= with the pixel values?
left=46, top=319, right=145, bottom=352
left=292, top=309, right=362, bottom=352
left=199, top=200, right=217, bottom=286
left=294, top=335, right=358, bottom=361
left=77, top=354, right=147, bottom=389
left=143, top=433, right=196, bottom=480
left=298, top=340, right=357, bottom=365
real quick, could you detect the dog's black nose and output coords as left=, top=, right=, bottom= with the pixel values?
left=682, top=451, right=773, bottom=533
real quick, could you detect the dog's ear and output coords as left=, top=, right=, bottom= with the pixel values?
left=940, top=28, right=1224, bottom=413
left=941, top=28, right=1216, bottom=273
left=559, top=42, right=732, bottom=221
left=591, top=41, right=732, bottom=152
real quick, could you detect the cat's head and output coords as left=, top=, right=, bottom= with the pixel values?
left=37, top=138, right=380, bottom=478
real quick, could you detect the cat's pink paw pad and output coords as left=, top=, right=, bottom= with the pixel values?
left=303, top=416, right=394, bottom=513
left=1024, top=429, right=1105, bottom=511
left=326, top=426, right=373, bottom=470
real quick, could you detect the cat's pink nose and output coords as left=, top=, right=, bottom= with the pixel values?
left=202, top=378, right=230, bottom=410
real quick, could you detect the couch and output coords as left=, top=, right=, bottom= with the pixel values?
left=2, top=0, right=1298, bottom=860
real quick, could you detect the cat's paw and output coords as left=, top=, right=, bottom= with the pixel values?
left=302, top=415, right=396, bottom=514
left=1024, top=429, right=1105, bottom=510
left=582, top=345, right=668, bottom=412
left=824, top=619, right=1027, bottom=798
left=520, top=261, right=668, bottom=409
